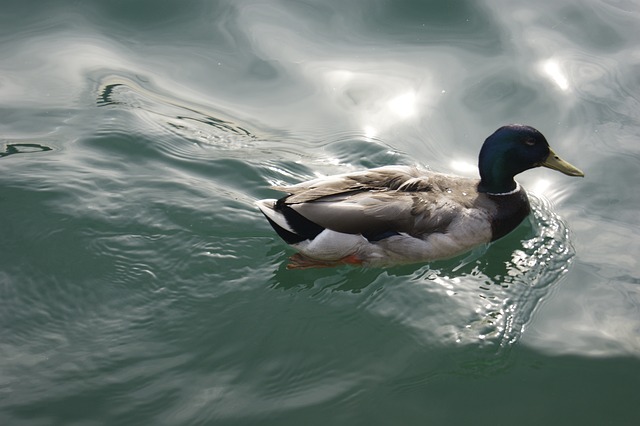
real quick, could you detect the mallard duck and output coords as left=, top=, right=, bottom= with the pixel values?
left=257, top=125, right=583, bottom=268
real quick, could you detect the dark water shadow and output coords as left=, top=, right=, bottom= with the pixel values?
left=0, top=143, right=52, bottom=159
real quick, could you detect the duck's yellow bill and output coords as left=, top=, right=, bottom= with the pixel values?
left=541, top=148, right=584, bottom=177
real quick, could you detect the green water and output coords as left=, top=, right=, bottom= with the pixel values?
left=1, top=0, right=639, bottom=425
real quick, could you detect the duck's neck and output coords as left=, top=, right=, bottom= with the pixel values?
left=477, top=167, right=518, bottom=195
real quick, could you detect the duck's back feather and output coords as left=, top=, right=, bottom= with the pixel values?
left=274, top=166, right=494, bottom=237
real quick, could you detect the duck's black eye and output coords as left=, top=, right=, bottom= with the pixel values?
left=524, top=138, right=536, bottom=146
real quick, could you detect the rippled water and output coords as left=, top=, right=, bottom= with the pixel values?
left=2, top=0, right=639, bottom=424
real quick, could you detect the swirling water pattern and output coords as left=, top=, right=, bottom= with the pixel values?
left=1, top=0, right=639, bottom=424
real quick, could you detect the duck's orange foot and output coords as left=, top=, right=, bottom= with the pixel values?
left=287, top=253, right=363, bottom=270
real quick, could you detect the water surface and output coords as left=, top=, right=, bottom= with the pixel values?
left=1, top=0, right=639, bottom=424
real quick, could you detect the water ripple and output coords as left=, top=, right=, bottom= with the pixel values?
left=95, top=75, right=259, bottom=156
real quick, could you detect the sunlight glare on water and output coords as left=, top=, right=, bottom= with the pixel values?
left=541, top=59, right=571, bottom=92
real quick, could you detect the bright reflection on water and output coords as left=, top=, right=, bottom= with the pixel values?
left=541, top=59, right=570, bottom=91
left=320, top=67, right=434, bottom=139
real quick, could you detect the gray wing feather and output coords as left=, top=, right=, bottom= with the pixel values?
left=274, top=166, right=428, bottom=203
left=275, top=165, right=482, bottom=237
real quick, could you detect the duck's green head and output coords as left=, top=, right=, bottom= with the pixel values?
left=477, top=124, right=584, bottom=194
